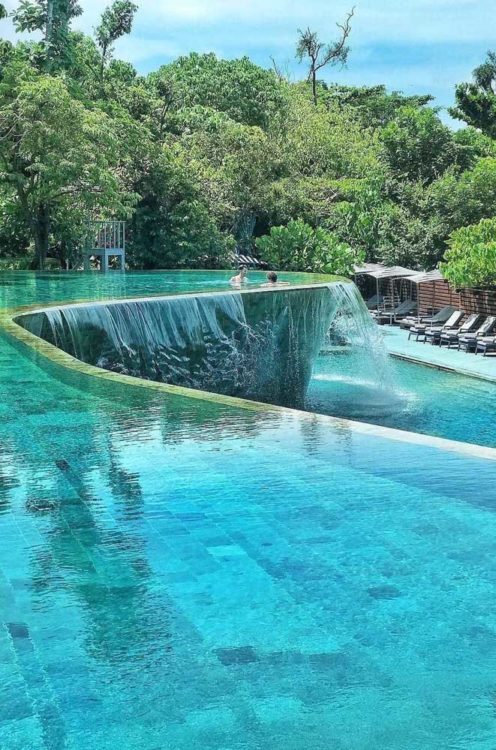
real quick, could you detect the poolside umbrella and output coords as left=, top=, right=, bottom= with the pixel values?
left=367, top=266, right=417, bottom=316
left=353, top=263, right=387, bottom=275
left=407, top=269, right=444, bottom=321
left=352, top=263, right=386, bottom=309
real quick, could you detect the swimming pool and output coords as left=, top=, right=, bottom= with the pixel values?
left=1, top=271, right=496, bottom=750
left=308, top=351, right=496, bottom=448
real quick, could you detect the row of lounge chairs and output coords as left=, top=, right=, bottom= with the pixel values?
left=404, top=306, right=496, bottom=355
left=366, top=294, right=496, bottom=355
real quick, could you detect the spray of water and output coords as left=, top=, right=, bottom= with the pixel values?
left=310, top=283, right=403, bottom=418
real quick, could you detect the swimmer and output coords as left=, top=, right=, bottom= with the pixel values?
left=261, top=271, right=290, bottom=286
left=230, top=266, right=248, bottom=285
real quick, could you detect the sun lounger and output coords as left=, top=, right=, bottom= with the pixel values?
left=439, top=314, right=483, bottom=348
left=423, top=311, right=465, bottom=345
left=458, top=316, right=496, bottom=352
left=365, top=294, right=384, bottom=310
left=374, top=300, right=417, bottom=325
left=476, top=336, right=496, bottom=356
left=403, top=305, right=456, bottom=333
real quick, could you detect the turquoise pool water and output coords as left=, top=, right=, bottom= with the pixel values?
left=309, top=349, right=496, bottom=448
left=0, top=269, right=323, bottom=310
left=2, top=272, right=496, bottom=750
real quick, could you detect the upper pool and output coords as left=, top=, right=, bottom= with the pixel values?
left=0, top=269, right=332, bottom=311
left=1, top=271, right=496, bottom=750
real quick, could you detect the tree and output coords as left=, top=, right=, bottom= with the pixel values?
left=12, top=0, right=82, bottom=69
left=256, top=219, right=362, bottom=275
left=0, top=63, right=133, bottom=267
left=296, top=9, right=354, bottom=105
left=152, top=53, right=286, bottom=130
left=450, top=51, right=496, bottom=137
left=0, top=4, right=7, bottom=19
left=427, top=158, right=496, bottom=235
left=277, top=87, right=382, bottom=181
left=380, top=106, right=459, bottom=185
left=441, top=218, right=496, bottom=288
left=325, top=84, right=433, bottom=128
left=126, top=145, right=234, bottom=269
left=95, top=0, right=138, bottom=86
left=172, top=107, right=277, bottom=234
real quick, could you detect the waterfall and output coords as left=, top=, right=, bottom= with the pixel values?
left=309, top=283, right=401, bottom=418
left=17, top=284, right=347, bottom=408
left=324, top=282, right=393, bottom=384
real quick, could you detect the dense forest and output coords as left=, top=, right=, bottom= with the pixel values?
left=1, top=1, right=496, bottom=284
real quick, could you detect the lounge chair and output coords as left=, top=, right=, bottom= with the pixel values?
left=439, top=314, right=483, bottom=348
left=439, top=313, right=483, bottom=348
left=476, top=336, right=496, bottom=356
left=365, top=294, right=384, bottom=310
left=458, top=316, right=496, bottom=352
left=403, top=305, right=456, bottom=333
left=423, top=311, right=465, bottom=345
left=374, top=300, right=417, bottom=325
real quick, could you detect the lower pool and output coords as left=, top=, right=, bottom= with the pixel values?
left=2, top=272, right=496, bottom=750
left=308, top=348, right=496, bottom=448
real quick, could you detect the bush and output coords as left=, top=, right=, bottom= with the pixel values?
left=255, top=219, right=362, bottom=276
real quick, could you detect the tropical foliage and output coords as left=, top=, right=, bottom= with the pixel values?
left=1, top=2, right=496, bottom=279
left=256, top=220, right=361, bottom=275
left=442, top=219, right=496, bottom=288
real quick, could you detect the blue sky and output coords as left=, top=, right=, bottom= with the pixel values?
left=3, top=0, right=496, bottom=126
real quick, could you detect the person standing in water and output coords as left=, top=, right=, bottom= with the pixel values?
left=230, top=266, right=248, bottom=285
left=262, top=271, right=289, bottom=286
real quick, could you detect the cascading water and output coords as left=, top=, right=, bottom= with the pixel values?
left=17, top=284, right=347, bottom=408
left=308, top=283, right=404, bottom=419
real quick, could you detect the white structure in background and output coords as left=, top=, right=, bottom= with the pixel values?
left=83, top=220, right=126, bottom=272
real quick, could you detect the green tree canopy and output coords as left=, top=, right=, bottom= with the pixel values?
left=442, top=218, right=496, bottom=288
left=0, top=60, right=133, bottom=267
left=325, top=84, right=433, bottom=128
left=13, top=0, right=83, bottom=69
left=152, top=53, right=286, bottom=130
left=450, top=51, right=496, bottom=137
left=380, top=106, right=460, bottom=185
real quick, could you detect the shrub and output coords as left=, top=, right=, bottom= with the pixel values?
left=255, top=219, right=362, bottom=276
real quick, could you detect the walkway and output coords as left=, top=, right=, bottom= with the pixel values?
left=382, top=325, right=496, bottom=383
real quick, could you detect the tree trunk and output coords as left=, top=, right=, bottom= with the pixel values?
left=312, top=68, right=317, bottom=105
left=31, top=205, right=50, bottom=270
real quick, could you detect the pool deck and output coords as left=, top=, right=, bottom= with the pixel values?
left=383, top=325, right=496, bottom=383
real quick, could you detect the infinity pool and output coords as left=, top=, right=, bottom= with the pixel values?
left=1, top=272, right=496, bottom=750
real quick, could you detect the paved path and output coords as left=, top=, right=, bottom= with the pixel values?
left=382, top=325, right=496, bottom=383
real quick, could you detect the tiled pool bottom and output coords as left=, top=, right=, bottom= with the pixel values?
left=2, top=334, right=496, bottom=749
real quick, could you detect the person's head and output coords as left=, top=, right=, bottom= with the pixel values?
left=267, top=271, right=278, bottom=283
left=239, top=266, right=247, bottom=278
